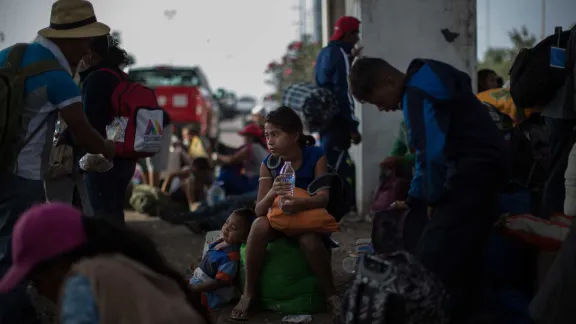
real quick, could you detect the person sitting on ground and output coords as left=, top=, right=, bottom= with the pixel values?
left=380, top=119, right=415, bottom=173
left=189, top=208, right=255, bottom=311
left=477, top=68, right=500, bottom=93
left=349, top=57, right=508, bottom=322
left=163, top=155, right=214, bottom=209
left=231, top=106, right=339, bottom=320
left=0, top=203, right=210, bottom=324
left=216, top=123, right=269, bottom=196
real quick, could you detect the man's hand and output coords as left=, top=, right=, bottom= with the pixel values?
left=351, top=131, right=362, bottom=145
left=380, top=156, right=401, bottom=169
left=351, top=46, right=363, bottom=59
left=102, top=140, right=116, bottom=160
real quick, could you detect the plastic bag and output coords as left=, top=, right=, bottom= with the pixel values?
left=79, top=153, right=113, bottom=172
left=106, top=117, right=128, bottom=142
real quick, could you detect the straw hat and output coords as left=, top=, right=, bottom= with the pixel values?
left=38, top=0, right=110, bottom=39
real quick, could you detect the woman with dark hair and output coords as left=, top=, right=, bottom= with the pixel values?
left=477, top=68, right=500, bottom=93
left=78, top=34, right=170, bottom=224
left=231, top=106, right=338, bottom=320
left=0, top=203, right=210, bottom=323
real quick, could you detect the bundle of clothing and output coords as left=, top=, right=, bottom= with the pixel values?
left=281, top=83, right=339, bottom=132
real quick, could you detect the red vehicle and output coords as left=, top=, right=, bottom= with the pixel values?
left=128, top=66, right=220, bottom=144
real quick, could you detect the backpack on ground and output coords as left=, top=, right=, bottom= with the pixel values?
left=0, top=43, right=64, bottom=170
left=509, top=27, right=572, bottom=109
left=265, top=154, right=347, bottom=222
left=339, top=253, right=451, bottom=324
left=100, top=68, right=164, bottom=159
left=281, top=83, right=340, bottom=132
left=339, top=208, right=450, bottom=324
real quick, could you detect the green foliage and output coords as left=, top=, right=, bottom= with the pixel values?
left=265, top=35, right=322, bottom=100
left=479, top=26, right=537, bottom=78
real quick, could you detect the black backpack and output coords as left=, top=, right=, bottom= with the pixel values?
left=509, top=27, right=572, bottom=109
left=265, top=154, right=347, bottom=222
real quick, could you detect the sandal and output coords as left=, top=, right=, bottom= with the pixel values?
left=230, top=295, right=253, bottom=321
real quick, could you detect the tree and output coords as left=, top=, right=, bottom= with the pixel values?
left=478, top=26, right=537, bottom=79
left=111, top=30, right=136, bottom=66
left=265, top=35, right=322, bottom=99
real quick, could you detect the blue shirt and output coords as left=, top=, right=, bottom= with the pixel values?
left=264, top=146, right=325, bottom=190
left=0, top=37, right=81, bottom=179
left=402, top=59, right=506, bottom=205
left=315, top=40, right=359, bottom=150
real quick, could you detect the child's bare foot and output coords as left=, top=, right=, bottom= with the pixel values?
left=230, top=295, right=253, bottom=321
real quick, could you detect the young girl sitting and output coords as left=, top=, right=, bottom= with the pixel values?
left=231, top=106, right=339, bottom=320
left=189, top=208, right=255, bottom=311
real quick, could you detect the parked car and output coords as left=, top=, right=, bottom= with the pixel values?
left=236, top=96, right=257, bottom=115
left=214, top=88, right=238, bottom=120
left=128, top=65, right=220, bottom=148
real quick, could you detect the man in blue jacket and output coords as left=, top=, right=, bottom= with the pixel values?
left=348, top=57, right=508, bottom=321
left=314, top=16, right=361, bottom=216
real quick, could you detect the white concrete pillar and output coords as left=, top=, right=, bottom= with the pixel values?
left=350, top=0, right=477, bottom=214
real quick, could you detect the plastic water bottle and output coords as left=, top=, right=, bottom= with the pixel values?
left=279, top=161, right=296, bottom=195
left=342, top=239, right=374, bottom=274
left=207, top=181, right=226, bottom=207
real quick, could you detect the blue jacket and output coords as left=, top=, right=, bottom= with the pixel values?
left=314, top=40, right=359, bottom=149
left=403, top=59, right=507, bottom=206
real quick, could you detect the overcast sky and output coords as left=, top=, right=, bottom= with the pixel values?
left=1, top=0, right=575, bottom=98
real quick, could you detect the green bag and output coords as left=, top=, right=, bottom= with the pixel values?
left=0, top=43, right=63, bottom=171
left=240, top=238, right=325, bottom=314
left=129, top=184, right=188, bottom=217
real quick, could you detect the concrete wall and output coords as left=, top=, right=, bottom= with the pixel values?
left=327, top=0, right=477, bottom=214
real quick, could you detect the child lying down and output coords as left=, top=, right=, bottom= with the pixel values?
left=189, top=208, right=255, bottom=311
left=497, top=213, right=572, bottom=251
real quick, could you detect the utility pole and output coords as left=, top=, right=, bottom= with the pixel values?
left=541, top=0, right=546, bottom=40
left=312, top=0, right=323, bottom=44
left=299, top=0, right=307, bottom=40
left=486, top=0, right=490, bottom=48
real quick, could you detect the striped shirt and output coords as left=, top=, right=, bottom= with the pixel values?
left=0, top=36, right=81, bottom=180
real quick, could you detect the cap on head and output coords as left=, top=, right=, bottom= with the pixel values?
left=238, top=123, right=263, bottom=137
left=330, top=16, right=360, bottom=41
left=38, top=0, right=110, bottom=39
left=0, top=203, right=87, bottom=293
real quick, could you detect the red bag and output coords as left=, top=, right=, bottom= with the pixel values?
left=101, top=68, right=164, bottom=159
left=370, top=170, right=411, bottom=213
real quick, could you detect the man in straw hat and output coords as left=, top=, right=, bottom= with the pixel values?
left=0, top=0, right=115, bottom=322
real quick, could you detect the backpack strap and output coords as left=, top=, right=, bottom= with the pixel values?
left=21, top=60, right=65, bottom=78
left=265, top=153, right=283, bottom=178
left=98, top=68, right=126, bottom=80
left=5, top=43, right=28, bottom=71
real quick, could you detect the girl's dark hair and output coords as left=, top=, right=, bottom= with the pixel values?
left=91, top=34, right=130, bottom=68
left=497, top=76, right=504, bottom=88
left=477, top=69, right=497, bottom=92
left=33, top=218, right=211, bottom=323
left=265, top=106, right=315, bottom=147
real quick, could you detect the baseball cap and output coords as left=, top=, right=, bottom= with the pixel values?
left=0, top=203, right=87, bottom=293
left=330, top=16, right=360, bottom=41
left=238, top=123, right=263, bottom=137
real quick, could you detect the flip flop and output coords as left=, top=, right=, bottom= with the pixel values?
left=230, top=295, right=252, bottom=321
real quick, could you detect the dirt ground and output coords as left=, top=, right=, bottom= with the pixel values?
left=125, top=211, right=371, bottom=324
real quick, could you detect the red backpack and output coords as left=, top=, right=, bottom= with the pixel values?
left=101, top=68, right=164, bottom=159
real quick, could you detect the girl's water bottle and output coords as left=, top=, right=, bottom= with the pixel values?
left=279, top=161, right=296, bottom=195
left=279, top=161, right=296, bottom=211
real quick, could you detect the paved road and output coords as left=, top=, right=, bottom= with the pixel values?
left=219, top=116, right=245, bottom=148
